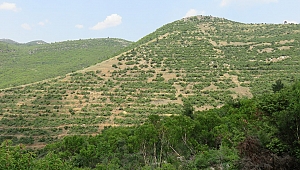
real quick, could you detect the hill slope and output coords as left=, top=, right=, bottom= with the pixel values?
left=0, top=38, right=132, bottom=89
left=1, top=15, right=300, bottom=146
left=0, top=39, right=19, bottom=44
left=25, top=40, right=48, bottom=45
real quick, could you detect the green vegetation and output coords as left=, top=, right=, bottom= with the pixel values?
left=1, top=16, right=300, bottom=147
left=0, top=38, right=132, bottom=89
left=1, top=81, right=300, bottom=169
left=1, top=15, right=300, bottom=169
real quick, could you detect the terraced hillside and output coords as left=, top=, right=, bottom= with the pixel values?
left=1, top=15, right=300, bottom=147
left=0, top=38, right=131, bottom=89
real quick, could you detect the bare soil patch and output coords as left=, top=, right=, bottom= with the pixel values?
left=218, top=41, right=253, bottom=46
left=202, top=83, right=218, bottom=91
left=224, top=73, right=253, bottom=98
left=277, top=39, right=294, bottom=45
left=278, top=46, right=292, bottom=50
left=258, top=48, right=273, bottom=53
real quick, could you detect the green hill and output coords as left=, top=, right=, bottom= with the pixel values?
left=0, top=38, right=132, bottom=89
left=0, top=15, right=300, bottom=147
left=25, top=40, right=48, bottom=45
left=0, top=39, right=19, bottom=44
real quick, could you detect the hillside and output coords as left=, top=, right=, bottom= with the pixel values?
left=1, top=15, right=300, bottom=147
left=0, top=38, right=132, bottom=89
left=0, top=39, right=19, bottom=44
left=25, top=40, right=48, bottom=45
left=0, top=39, right=48, bottom=45
left=2, top=81, right=300, bottom=169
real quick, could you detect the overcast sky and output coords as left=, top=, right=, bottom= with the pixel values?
left=1, top=0, right=299, bottom=43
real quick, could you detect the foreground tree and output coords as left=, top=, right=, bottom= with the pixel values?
left=183, top=100, right=194, bottom=118
left=272, top=79, right=284, bottom=93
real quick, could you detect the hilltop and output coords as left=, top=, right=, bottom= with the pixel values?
left=26, top=40, right=48, bottom=45
left=1, top=15, right=300, bottom=147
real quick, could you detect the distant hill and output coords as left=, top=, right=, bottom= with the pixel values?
left=0, top=38, right=132, bottom=88
left=0, top=39, right=19, bottom=44
left=1, top=15, right=300, bottom=146
left=0, top=39, right=47, bottom=45
left=26, top=40, right=48, bottom=45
